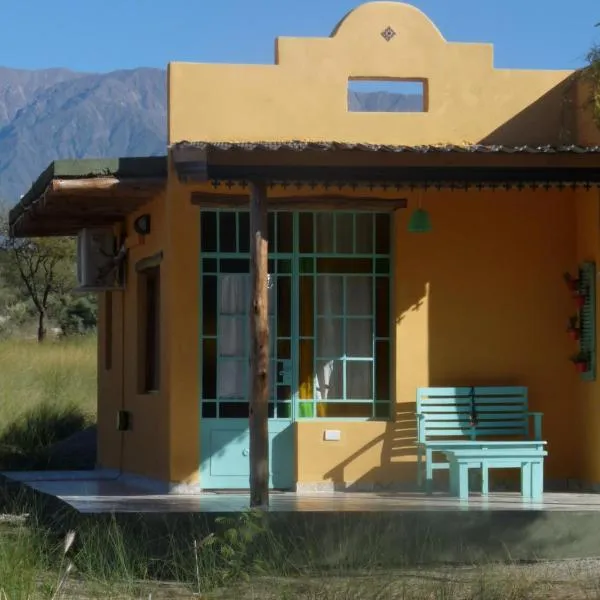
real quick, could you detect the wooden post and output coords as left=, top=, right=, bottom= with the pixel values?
left=249, top=180, right=270, bottom=508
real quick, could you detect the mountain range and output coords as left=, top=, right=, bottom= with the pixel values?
left=0, top=66, right=421, bottom=203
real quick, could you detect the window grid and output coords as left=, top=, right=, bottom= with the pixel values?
left=200, top=210, right=392, bottom=422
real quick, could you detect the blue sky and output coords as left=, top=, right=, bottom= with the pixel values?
left=0, top=0, right=598, bottom=73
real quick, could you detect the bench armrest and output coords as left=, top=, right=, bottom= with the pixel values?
left=415, top=413, right=427, bottom=443
left=526, top=412, right=543, bottom=440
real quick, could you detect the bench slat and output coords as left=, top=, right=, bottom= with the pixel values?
left=424, top=428, right=528, bottom=437
left=417, top=405, right=531, bottom=414
left=425, top=420, right=528, bottom=429
left=418, top=386, right=527, bottom=395
left=419, top=397, right=527, bottom=405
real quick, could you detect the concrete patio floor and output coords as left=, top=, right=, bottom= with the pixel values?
left=4, top=469, right=600, bottom=514
left=9, top=470, right=600, bottom=563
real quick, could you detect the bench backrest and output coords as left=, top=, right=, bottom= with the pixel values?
left=416, top=386, right=529, bottom=443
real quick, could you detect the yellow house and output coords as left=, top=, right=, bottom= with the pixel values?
left=8, top=1, right=600, bottom=493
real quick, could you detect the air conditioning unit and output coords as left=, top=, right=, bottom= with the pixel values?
left=75, top=228, right=125, bottom=291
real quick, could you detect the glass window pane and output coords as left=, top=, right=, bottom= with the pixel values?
left=375, top=213, right=391, bottom=255
left=346, top=362, right=373, bottom=400
left=277, top=213, right=293, bottom=253
left=316, top=403, right=371, bottom=418
left=298, top=402, right=314, bottom=417
left=376, top=258, right=389, bottom=274
left=355, top=214, right=373, bottom=253
left=300, top=257, right=314, bottom=273
left=202, top=275, right=217, bottom=336
left=335, top=214, right=354, bottom=253
left=375, top=340, right=390, bottom=401
left=238, top=212, right=250, bottom=253
left=347, top=319, right=372, bottom=357
left=219, top=212, right=236, bottom=252
left=220, top=259, right=250, bottom=273
left=278, top=339, right=291, bottom=359
left=299, top=213, right=313, bottom=253
left=375, top=278, right=390, bottom=338
left=315, top=359, right=343, bottom=400
left=201, top=402, right=217, bottom=418
left=317, top=258, right=371, bottom=274
left=219, top=402, right=249, bottom=418
left=346, top=276, right=372, bottom=316
left=218, top=360, right=246, bottom=398
left=201, top=211, right=217, bottom=252
left=219, top=317, right=246, bottom=357
left=317, top=276, right=343, bottom=315
left=220, top=275, right=248, bottom=314
left=299, top=277, right=313, bottom=337
left=203, top=258, right=217, bottom=273
left=268, top=213, right=275, bottom=246
left=202, top=339, right=217, bottom=399
left=277, top=386, right=292, bottom=401
left=277, top=403, right=291, bottom=418
left=317, top=318, right=343, bottom=357
left=315, top=213, right=334, bottom=253
left=299, top=340, right=314, bottom=400
left=278, top=259, right=292, bottom=274
left=277, top=276, right=291, bottom=337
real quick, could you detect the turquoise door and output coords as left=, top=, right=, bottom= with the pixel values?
left=199, top=211, right=295, bottom=489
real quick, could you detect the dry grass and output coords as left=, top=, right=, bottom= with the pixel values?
left=0, top=336, right=96, bottom=420
left=0, top=335, right=96, bottom=469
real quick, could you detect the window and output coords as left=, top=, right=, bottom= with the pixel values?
left=138, top=265, right=161, bottom=393
left=297, top=212, right=392, bottom=420
left=347, top=79, right=426, bottom=112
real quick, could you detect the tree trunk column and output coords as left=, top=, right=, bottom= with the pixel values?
left=249, top=180, right=270, bottom=508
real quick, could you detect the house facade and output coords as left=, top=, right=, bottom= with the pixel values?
left=9, top=2, right=600, bottom=493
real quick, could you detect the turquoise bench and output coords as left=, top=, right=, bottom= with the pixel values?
left=416, top=386, right=546, bottom=497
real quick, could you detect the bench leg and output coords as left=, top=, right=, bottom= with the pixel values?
left=481, top=460, right=489, bottom=496
left=425, top=448, right=434, bottom=495
left=531, top=460, right=544, bottom=501
left=449, top=460, right=458, bottom=496
left=521, top=462, right=532, bottom=498
left=417, top=447, right=423, bottom=489
left=458, top=463, right=469, bottom=500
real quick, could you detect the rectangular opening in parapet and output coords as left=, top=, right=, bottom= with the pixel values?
left=347, top=79, right=426, bottom=113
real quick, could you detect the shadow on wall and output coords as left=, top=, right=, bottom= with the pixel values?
left=479, top=76, right=577, bottom=146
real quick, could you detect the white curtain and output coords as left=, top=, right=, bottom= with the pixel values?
left=218, top=274, right=247, bottom=399
left=217, top=273, right=276, bottom=401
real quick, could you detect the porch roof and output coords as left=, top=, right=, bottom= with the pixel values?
left=9, top=156, right=167, bottom=238
left=171, top=140, right=600, bottom=188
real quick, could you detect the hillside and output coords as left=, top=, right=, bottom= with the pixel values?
left=0, top=66, right=420, bottom=203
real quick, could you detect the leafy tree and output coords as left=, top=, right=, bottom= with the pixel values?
left=587, top=24, right=600, bottom=126
left=0, top=215, right=78, bottom=341
left=57, top=294, right=98, bottom=336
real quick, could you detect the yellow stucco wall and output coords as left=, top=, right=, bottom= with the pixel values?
left=95, top=1, right=600, bottom=489
left=97, top=193, right=172, bottom=481
left=576, top=189, right=600, bottom=485
left=297, top=188, right=583, bottom=486
left=168, top=2, right=574, bottom=147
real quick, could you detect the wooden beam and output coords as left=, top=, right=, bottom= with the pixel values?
left=192, top=192, right=407, bottom=212
left=249, top=180, right=270, bottom=509
left=50, top=177, right=165, bottom=195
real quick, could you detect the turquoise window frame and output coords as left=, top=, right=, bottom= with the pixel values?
left=199, top=210, right=393, bottom=423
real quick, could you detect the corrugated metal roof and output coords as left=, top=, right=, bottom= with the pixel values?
left=171, top=141, right=600, bottom=154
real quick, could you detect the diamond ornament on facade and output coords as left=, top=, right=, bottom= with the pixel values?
left=381, top=26, right=396, bottom=42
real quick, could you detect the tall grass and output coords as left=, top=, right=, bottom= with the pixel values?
left=0, top=335, right=96, bottom=469
left=0, top=492, right=594, bottom=599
